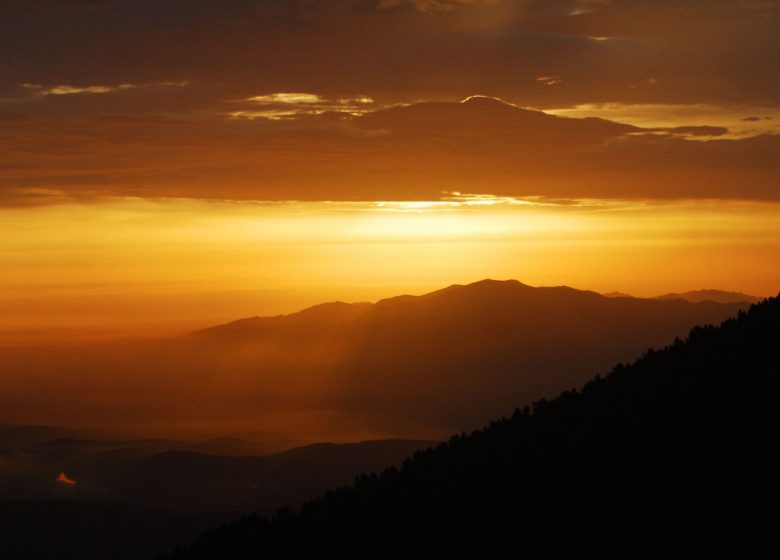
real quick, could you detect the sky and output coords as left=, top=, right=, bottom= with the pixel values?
left=1, top=0, right=779, bottom=342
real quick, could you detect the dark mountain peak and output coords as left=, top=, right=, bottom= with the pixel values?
left=603, top=291, right=635, bottom=298
left=429, top=278, right=532, bottom=296
left=163, top=294, right=780, bottom=558
left=437, top=279, right=609, bottom=302
left=374, top=278, right=532, bottom=307
left=654, top=289, right=762, bottom=304
left=200, top=279, right=745, bottom=337
left=424, top=277, right=527, bottom=294
left=456, top=277, right=527, bottom=289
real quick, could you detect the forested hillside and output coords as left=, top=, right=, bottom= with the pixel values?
left=163, top=294, right=778, bottom=557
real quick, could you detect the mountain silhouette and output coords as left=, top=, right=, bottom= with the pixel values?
left=161, top=294, right=778, bottom=558
left=196, top=279, right=749, bottom=434
left=602, top=290, right=634, bottom=298
left=0, top=437, right=432, bottom=560
left=0, top=280, right=750, bottom=441
left=654, top=289, right=761, bottom=304
left=0, top=435, right=432, bottom=514
left=73, top=439, right=434, bottom=514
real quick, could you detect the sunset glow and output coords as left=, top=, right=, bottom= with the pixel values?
left=1, top=196, right=777, bottom=344
left=0, top=3, right=778, bottom=554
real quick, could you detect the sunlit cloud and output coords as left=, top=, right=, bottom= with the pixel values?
left=459, top=94, right=516, bottom=105
left=247, top=93, right=323, bottom=104
left=231, top=92, right=376, bottom=120
left=20, top=81, right=189, bottom=97
left=373, top=193, right=549, bottom=212
left=546, top=103, right=780, bottom=138
left=22, top=83, right=136, bottom=95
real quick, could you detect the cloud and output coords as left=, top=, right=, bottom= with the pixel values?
left=22, top=83, right=136, bottom=96
left=1, top=0, right=778, bottom=111
left=649, top=125, right=731, bottom=138
left=247, top=93, right=324, bottom=104
left=0, top=1, right=777, bottom=205
left=19, top=81, right=188, bottom=97
left=548, top=103, right=780, bottom=138
left=231, top=92, right=376, bottom=120
left=1, top=98, right=777, bottom=206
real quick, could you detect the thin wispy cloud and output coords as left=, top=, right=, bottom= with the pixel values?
left=19, top=81, right=188, bottom=97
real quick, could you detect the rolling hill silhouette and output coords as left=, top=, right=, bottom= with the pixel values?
left=196, top=279, right=749, bottom=433
left=0, top=435, right=432, bottom=514
left=0, top=437, right=432, bottom=560
left=0, top=280, right=750, bottom=440
left=162, top=293, right=779, bottom=558
left=654, top=289, right=761, bottom=304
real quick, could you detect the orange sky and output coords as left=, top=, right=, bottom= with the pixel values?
left=0, top=0, right=778, bottom=345
left=1, top=195, right=778, bottom=344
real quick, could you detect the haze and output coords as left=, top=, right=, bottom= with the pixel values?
left=0, top=0, right=778, bottom=459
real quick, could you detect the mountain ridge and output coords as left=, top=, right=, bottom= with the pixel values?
left=161, top=293, right=779, bottom=557
left=0, top=279, right=754, bottom=442
left=199, top=279, right=738, bottom=336
left=654, top=288, right=761, bottom=304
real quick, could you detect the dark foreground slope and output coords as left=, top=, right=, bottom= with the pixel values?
left=163, top=295, right=779, bottom=558
left=0, top=440, right=431, bottom=560
left=0, top=502, right=222, bottom=560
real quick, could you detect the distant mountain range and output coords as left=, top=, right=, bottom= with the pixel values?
left=0, top=282, right=773, bottom=559
left=0, top=428, right=432, bottom=560
left=603, top=288, right=761, bottom=303
left=195, top=279, right=752, bottom=433
left=0, top=279, right=754, bottom=441
left=161, top=292, right=779, bottom=558
left=0, top=433, right=431, bottom=514
left=653, top=289, right=762, bottom=304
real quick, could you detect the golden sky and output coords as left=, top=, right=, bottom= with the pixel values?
left=2, top=195, right=778, bottom=344
left=0, top=0, right=779, bottom=343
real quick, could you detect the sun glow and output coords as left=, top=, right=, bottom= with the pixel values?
left=1, top=196, right=778, bottom=344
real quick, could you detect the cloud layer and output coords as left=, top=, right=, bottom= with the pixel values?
left=2, top=0, right=779, bottom=108
left=0, top=0, right=778, bottom=203
left=1, top=97, right=778, bottom=204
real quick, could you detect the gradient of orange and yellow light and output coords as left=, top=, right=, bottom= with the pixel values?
left=1, top=196, right=778, bottom=344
